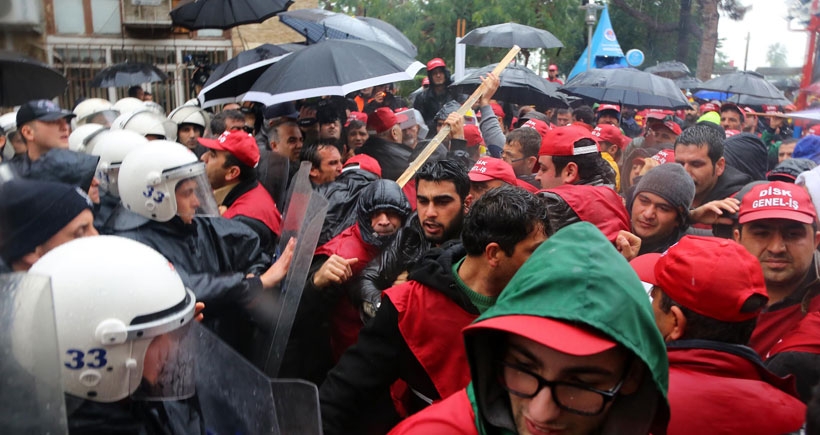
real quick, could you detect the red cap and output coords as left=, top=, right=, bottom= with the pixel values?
left=343, top=153, right=382, bottom=178
left=490, top=102, right=505, bottom=118
left=720, top=102, right=746, bottom=121
left=646, top=236, right=769, bottom=323
left=422, top=77, right=430, bottom=86
left=786, top=104, right=797, bottom=112
left=367, top=107, right=408, bottom=134
left=743, top=106, right=756, bottom=115
left=468, top=157, right=517, bottom=185
left=738, top=181, right=817, bottom=225
left=630, top=253, right=662, bottom=288
left=521, top=119, right=550, bottom=139
left=645, top=108, right=674, bottom=120
left=544, top=184, right=630, bottom=242
left=464, top=315, right=616, bottom=356
left=596, top=104, right=621, bottom=113
left=809, top=124, right=820, bottom=136
left=634, top=149, right=675, bottom=166
left=724, top=129, right=741, bottom=138
left=548, top=64, right=558, bottom=71
left=591, top=124, right=629, bottom=150
left=198, top=130, right=260, bottom=168
left=464, top=124, right=484, bottom=147
left=699, top=102, right=720, bottom=115
left=657, top=120, right=682, bottom=136
left=427, top=57, right=446, bottom=71
left=761, top=104, right=780, bottom=114
left=345, top=111, right=368, bottom=127
left=539, top=125, right=600, bottom=157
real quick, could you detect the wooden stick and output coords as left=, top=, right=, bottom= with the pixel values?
left=396, top=45, right=521, bottom=187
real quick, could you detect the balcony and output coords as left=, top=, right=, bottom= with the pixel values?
left=121, top=0, right=173, bottom=30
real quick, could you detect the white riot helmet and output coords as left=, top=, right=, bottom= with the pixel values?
left=111, top=109, right=178, bottom=142
left=73, top=98, right=119, bottom=127
left=118, top=140, right=218, bottom=222
left=0, top=111, right=17, bottom=161
left=91, top=129, right=149, bottom=197
left=112, top=97, right=145, bottom=115
left=168, top=104, right=210, bottom=131
left=68, top=123, right=108, bottom=154
left=142, top=101, right=166, bottom=117
left=28, top=236, right=197, bottom=403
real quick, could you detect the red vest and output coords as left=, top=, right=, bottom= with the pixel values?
left=770, top=311, right=820, bottom=355
left=385, top=281, right=477, bottom=405
left=750, top=294, right=820, bottom=358
left=222, top=183, right=282, bottom=236
left=315, top=225, right=380, bottom=361
left=666, top=347, right=805, bottom=435
left=387, top=389, right=478, bottom=435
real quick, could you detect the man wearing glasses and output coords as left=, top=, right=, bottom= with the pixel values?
left=501, top=127, right=542, bottom=189
left=389, top=222, right=670, bottom=435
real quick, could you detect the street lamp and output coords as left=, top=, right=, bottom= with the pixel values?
left=580, top=0, right=605, bottom=72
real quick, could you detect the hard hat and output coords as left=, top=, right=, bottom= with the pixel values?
left=73, top=98, right=119, bottom=127
left=68, top=123, right=108, bottom=154
left=0, top=111, right=18, bottom=134
left=168, top=105, right=210, bottom=130
left=111, top=109, right=178, bottom=142
left=112, top=97, right=146, bottom=115
left=90, top=129, right=149, bottom=197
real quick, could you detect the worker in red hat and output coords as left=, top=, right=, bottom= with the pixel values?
left=413, top=57, right=461, bottom=138
left=535, top=125, right=615, bottom=190
left=546, top=64, right=563, bottom=85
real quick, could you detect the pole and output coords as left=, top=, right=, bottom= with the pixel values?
left=798, top=0, right=820, bottom=110
left=743, top=32, right=750, bottom=71
left=587, top=22, right=593, bottom=72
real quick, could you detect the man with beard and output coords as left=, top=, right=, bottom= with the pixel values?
left=320, top=185, right=548, bottom=435
left=168, top=104, right=210, bottom=158
left=628, top=163, right=695, bottom=255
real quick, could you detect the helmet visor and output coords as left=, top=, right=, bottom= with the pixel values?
left=84, top=110, right=120, bottom=128
left=131, top=320, right=197, bottom=401
left=165, top=164, right=219, bottom=221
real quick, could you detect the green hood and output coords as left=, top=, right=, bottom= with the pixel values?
left=464, top=221, right=670, bottom=435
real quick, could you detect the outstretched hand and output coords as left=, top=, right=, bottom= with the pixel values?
left=689, top=197, right=740, bottom=226
left=260, top=237, right=297, bottom=289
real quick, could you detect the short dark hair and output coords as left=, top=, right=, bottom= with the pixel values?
left=505, top=128, right=541, bottom=158
left=210, top=109, right=245, bottom=136
left=572, top=105, right=594, bottom=125
left=300, top=142, right=338, bottom=170
left=551, top=139, right=615, bottom=185
left=127, top=86, right=143, bottom=98
left=658, top=290, right=764, bottom=345
left=675, top=123, right=725, bottom=165
left=415, top=160, right=470, bottom=201
left=462, top=185, right=547, bottom=256
left=270, top=119, right=299, bottom=144
left=223, top=152, right=256, bottom=182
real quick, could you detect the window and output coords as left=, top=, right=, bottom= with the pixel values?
left=91, top=0, right=121, bottom=34
left=53, top=0, right=85, bottom=34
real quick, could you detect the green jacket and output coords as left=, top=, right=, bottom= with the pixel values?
left=464, top=221, right=670, bottom=435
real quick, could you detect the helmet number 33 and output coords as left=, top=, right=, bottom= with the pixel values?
left=65, top=348, right=108, bottom=369
left=142, top=186, right=166, bottom=204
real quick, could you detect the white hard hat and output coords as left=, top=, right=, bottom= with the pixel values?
left=73, top=98, right=119, bottom=127
left=68, top=123, right=108, bottom=154
left=142, top=101, right=166, bottom=117
left=0, top=111, right=17, bottom=134
left=112, top=97, right=145, bottom=115
left=91, top=129, right=149, bottom=197
left=28, top=236, right=197, bottom=402
left=111, top=109, right=178, bottom=142
left=168, top=105, right=210, bottom=130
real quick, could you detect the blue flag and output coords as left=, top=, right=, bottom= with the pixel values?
left=568, top=6, right=628, bottom=80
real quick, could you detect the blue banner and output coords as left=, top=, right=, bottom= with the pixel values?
left=568, top=6, right=628, bottom=80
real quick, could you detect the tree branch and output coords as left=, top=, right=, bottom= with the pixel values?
left=609, top=0, right=681, bottom=33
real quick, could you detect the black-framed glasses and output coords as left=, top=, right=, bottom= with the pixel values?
left=502, top=152, right=526, bottom=164
left=497, top=358, right=632, bottom=416
left=230, top=125, right=254, bottom=134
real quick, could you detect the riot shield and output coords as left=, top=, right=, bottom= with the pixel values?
left=0, top=273, right=68, bottom=434
left=261, top=162, right=329, bottom=378
left=194, top=323, right=321, bottom=435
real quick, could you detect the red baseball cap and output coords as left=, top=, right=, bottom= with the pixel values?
left=427, top=57, right=446, bottom=71
left=367, top=107, right=408, bottom=134
left=343, top=154, right=382, bottom=178
left=198, top=130, right=260, bottom=168
left=422, top=77, right=430, bottom=86
left=720, top=102, right=746, bottom=122
left=548, top=64, right=558, bottom=71
left=464, top=315, right=616, bottom=356
left=464, top=124, right=484, bottom=147
left=648, top=236, right=769, bottom=323
left=521, top=119, right=550, bottom=140
left=490, top=102, right=505, bottom=118
left=345, top=111, right=368, bottom=127
left=653, top=120, right=682, bottom=136
left=761, top=104, right=780, bottom=114
left=629, top=253, right=662, bottom=296
left=596, top=104, right=621, bottom=113
left=468, top=157, right=517, bottom=185
left=699, top=102, right=720, bottom=115
left=724, top=129, right=740, bottom=138
left=544, top=184, right=631, bottom=242
left=645, top=108, right=674, bottom=120
left=634, top=149, right=675, bottom=166
left=539, top=125, right=600, bottom=157
left=738, top=181, right=817, bottom=225
left=591, top=124, right=629, bottom=150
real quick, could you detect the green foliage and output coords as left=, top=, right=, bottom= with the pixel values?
left=766, top=42, right=788, bottom=68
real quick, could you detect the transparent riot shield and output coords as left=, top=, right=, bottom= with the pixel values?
left=0, top=273, right=68, bottom=434
left=194, top=322, right=321, bottom=435
left=262, top=162, right=329, bottom=378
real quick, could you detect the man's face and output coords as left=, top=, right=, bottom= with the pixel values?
left=649, top=286, right=674, bottom=340
left=200, top=149, right=231, bottom=189
left=535, top=155, right=565, bottom=190
left=177, top=124, right=202, bottom=150
left=370, top=210, right=403, bottom=237
left=743, top=114, right=758, bottom=132
left=26, top=118, right=71, bottom=152
left=310, top=145, right=342, bottom=185
left=556, top=113, right=572, bottom=127
left=674, top=144, right=723, bottom=199
left=503, top=141, right=530, bottom=177
left=174, top=179, right=201, bottom=224
left=496, top=224, right=547, bottom=285
left=548, top=68, right=558, bottom=79
left=779, top=142, right=796, bottom=163
left=431, top=68, right=446, bottom=86
left=647, top=125, right=678, bottom=146
left=402, top=125, right=419, bottom=148
left=504, top=334, right=631, bottom=435
left=735, top=219, right=820, bottom=292
left=629, top=162, right=644, bottom=186
left=720, top=110, right=742, bottom=131
left=631, top=192, right=679, bottom=243
left=273, top=124, right=304, bottom=162
left=319, top=119, right=341, bottom=140
left=40, top=209, right=98, bottom=254
left=416, top=180, right=464, bottom=244
left=597, top=113, right=619, bottom=126
left=347, top=126, right=369, bottom=150
left=224, top=117, right=245, bottom=133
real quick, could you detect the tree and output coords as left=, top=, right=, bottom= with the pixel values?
left=766, top=42, right=788, bottom=68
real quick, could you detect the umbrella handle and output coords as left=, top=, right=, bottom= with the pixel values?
left=396, top=45, right=521, bottom=187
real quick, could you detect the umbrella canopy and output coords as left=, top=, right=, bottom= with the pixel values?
left=693, top=71, right=788, bottom=99
left=0, top=51, right=67, bottom=106
left=559, top=68, right=691, bottom=109
left=674, top=76, right=702, bottom=89
left=278, top=8, right=416, bottom=56
left=171, top=0, right=293, bottom=30
left=459, top=23, right=563, bottom=49
left=90, top=62, right=168, bottom=88
left=198, top=44, right=298, bottom=107
left=644, top=61, right=690, bottom=79
left=450, top=63, right=567, bottom=109
left=243, top=40, right=424, bottom=106
left=356, top=16, right=417, bottom=57
left=693, top=89, right=792, bottom=108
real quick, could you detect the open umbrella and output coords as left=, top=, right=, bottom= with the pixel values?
left=693, top=89, right=792, bottom=108
left=450, top=63, right=567, bottom=109
left=90, top=62, right=167, bottom=88
left=0, top=51, right=67, bottom=106
left=198, top=43, right=298, bottom=108
left=278, top=9, right=416, bottom=56
left=459, top=23, right=563, bottom=49
left=693, top=71, right=787, bottom=100
left=674, top=76, right=701, bottom=90
left=357, top=17, right=417, bottom=57
left=644, top=61, right=690, bottom=79
left=243, top=40, right=424, bottom=107
left=560, top=68, right=691, bottom=109
left=170, top=0, right=293, bottom=30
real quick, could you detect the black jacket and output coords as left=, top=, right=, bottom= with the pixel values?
left=702, top=164, right=753, bottom=205
left=66, top=396, right=204, bottom=435
left=94, top=193, right=120, bottom=233
left=13, top=149, right=98, bottom=191
left=413, top=87, right=461, bottom=139
left=319, top=243, right=472, bottom=435
left=316, top=168, right=380, bottom=246
left=724, top=133, right=769, bottom=181
left=356, top=135, right=413, bottom=181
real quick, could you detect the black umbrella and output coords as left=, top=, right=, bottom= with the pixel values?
left=90, top=62, right=168, bottom=88
left=724, top=93, right=792, bottom=109
left=693, top=71, right=788, bottom=99
left=170, top=0, right=293, bottom=30
left=459, top=23, right=563, bottom=49
left=198, top=43, right=298, bottom=108
left=357, top=17, right=417, bottom=57
left=278, top=8, right=416, bottom=56
left=243, top=40, right=424, bottom=107
left=0, top=51, right=67, bottom=106
left=559, top=68, right=691, bottom=109
left=450, top=63, right=567, bottom=109
left=674, top=76, right=702, bottom=90
left=644, top=61, right=690, bottom=79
